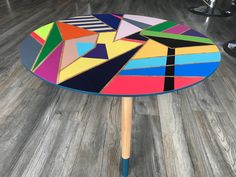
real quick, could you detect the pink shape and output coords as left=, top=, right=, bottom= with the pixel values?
left=112, top=14, right=122, bottom=19
left=124, top=14, right=166, bottom=26
left=60, top=39, right=78, bottom=69
left=34, top=43, right=63, bottom=83
left=164, top=24, right=190, bottom=34
left=101, top=75, right=165, bottom=95
left=60, top=34, right=98, bottom=69
left=174, top=77, right=204, bottom=89
left=115, top=20, right=142, bottom=40
left=121, top=38, right=146, bottom=44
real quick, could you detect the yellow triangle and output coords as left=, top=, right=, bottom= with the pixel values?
left=132, top=39, right=168, bottom=59
left=34, top=23, right=54, bottom=40
left=58, top=58, right=106, bottom=83
left=97, top=32, right=142, bottom=59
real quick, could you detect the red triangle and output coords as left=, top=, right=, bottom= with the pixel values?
left=56, top=22, right=97, bottom=40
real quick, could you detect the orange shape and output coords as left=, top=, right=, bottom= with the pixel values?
left=56, top=22, right=96, bottom=40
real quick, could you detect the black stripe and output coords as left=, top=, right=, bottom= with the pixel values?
left=74, top=24, right=108, bottom=29
left=94, top=29, right=115, bottom=32
left=164, top=48, right=175, bottom=91
left=84, top=26, right=112, bottom=30
left=75, top=22, right=104, bottom=26
left=145, top=36, right=211, bottom=48
left=63, top=19, right=99, bottom=23
left=65, top=16, right=96, bottom=20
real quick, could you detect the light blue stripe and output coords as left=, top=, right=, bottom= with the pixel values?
left=123, top=57, right=167, bottom=69
left=175, top=52, right=220, bottom=65
left=119, top=66, right=166, bottom=76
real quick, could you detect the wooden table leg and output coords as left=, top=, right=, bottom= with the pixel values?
left=121, top=97, right=133, bottom=177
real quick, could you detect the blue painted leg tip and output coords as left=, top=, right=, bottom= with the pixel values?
left=121, top=158, right=129, bottom=177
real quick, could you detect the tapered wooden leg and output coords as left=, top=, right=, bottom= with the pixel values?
left=121, top=97, right=133, bottom=177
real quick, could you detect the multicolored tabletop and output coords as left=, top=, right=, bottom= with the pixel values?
left=20, top=14, right=221, bottom=177
left=20, top=14, right=221, bottom=97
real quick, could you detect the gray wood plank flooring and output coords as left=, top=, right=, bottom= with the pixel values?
left=0, top=0, right=236, bottom=176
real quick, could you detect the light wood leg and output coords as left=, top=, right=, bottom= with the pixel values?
left=121, top=97, right=133, bottom=177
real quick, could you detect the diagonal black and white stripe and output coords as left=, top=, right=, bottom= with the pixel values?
left=59, top=15, right=115, bottom=32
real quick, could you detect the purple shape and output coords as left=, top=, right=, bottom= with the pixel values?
left=83, top=44, right=109, bottom=59
left=182, top=29, right=207, bottom=38
left=164, top=24, right=190, bottom=34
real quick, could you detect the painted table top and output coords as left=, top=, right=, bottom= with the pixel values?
left=20, top=14, right=221, bottom=96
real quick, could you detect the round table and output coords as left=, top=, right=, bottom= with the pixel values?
left=19, top=14, right=221, bottom=177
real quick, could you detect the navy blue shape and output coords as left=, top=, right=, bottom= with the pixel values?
left=83, top=44, right=109, bottom=59
left=19, top=36, right=42, bottom=70
left=126, top=32, right=148, bottom=41
left=182, top=29, right=207, bottom=38
left=93, top=14, right=121, bottom=30
left=60, top=45, right=142, bottom=93
left=175, top=62, right=220, bottom=76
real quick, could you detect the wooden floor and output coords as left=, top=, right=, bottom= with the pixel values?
left=0, top=0, right=236, bottom=176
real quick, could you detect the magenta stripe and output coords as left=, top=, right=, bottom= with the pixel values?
left=164, top=24, right=190, bottom=34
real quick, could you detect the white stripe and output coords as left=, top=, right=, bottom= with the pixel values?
left=68, top=15, right=94, bottom=19
left=92, top=27, right=114, bottom=31
left=66, top=21, right=103, bottom=25
left=75, top=24, right=108, bottom=28
left=60, top=18, right=97, bottom=22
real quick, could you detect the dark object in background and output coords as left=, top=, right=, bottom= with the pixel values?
left=223, top=40, right=236, bottom=57
left=189, top=0, right=233, bottom=17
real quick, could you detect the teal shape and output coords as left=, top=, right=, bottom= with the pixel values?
left=76, top=42, right=95, bottom=57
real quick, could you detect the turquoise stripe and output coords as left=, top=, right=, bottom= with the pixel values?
left=123, top=53, right=220, bottom=70
left=120, top=66, right=166, bottom=76
left=175, top=52, right=220, bottom=65
left=123, top=57, right=167, bottom=69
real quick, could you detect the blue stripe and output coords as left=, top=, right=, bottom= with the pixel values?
left=119, top=67, right=166, bottom=76
left=120, top=62, right=220, bottom=77
left=175, top=62, right=220, bottom=76
left=123, top=57, right=167, bottom=70
left=175, top=52, right=221, bottom=65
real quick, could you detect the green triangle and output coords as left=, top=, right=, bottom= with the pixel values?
left=32, top=23, right=62, bottom=70
left=144, top=21, right=177, bottom=32
left=34, top=22, right=54, bottom=40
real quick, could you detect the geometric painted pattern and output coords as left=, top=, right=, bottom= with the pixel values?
left=19, top=14, right=221, bottom=96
